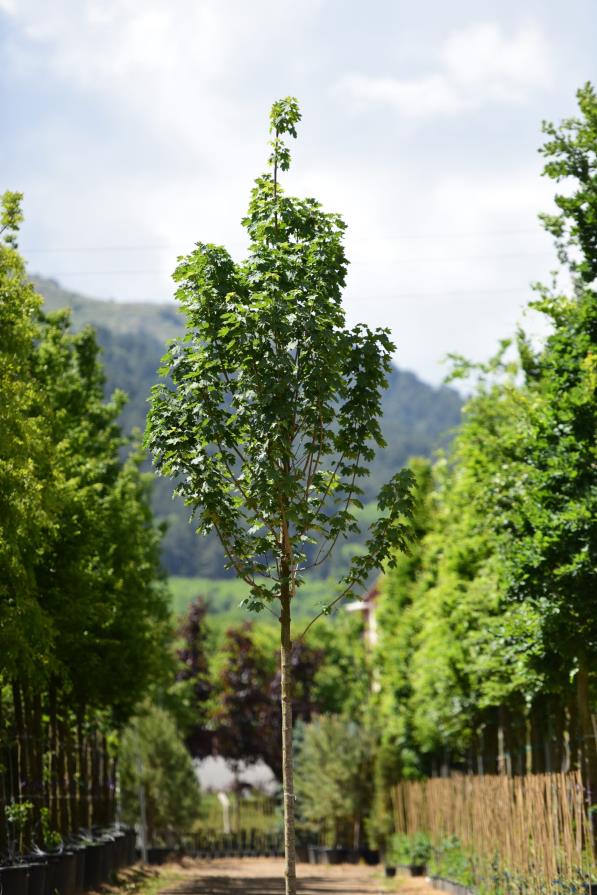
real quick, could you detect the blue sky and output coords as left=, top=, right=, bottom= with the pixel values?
left=2, top=0, right=596, bottom=383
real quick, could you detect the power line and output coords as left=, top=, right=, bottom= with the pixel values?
left=37, top=249, right=553, bottom=278
left=22, top=228, right=547, bottom=254
left=25, top=244, right=174, bottom=254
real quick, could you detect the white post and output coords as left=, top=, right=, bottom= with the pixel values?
left=218, top=791, right=231, bottom=834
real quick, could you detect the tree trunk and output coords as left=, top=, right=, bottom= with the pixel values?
left=48, top=684, right=59, bottom=831
left=577, top=653, right=597, bottom=801
left=64, top=710, right=78, bottom=835
left=31, top=690, right=44, bottom=832
left=57, top=709, right=70, bottom=834
left=91, top=726, right=100, bottom=828
left=76, top=707, right=87, bottom=829
left=0, top=688, right=6, bottom=853
left=12, top=682, right=25, bottom=800
left=280, top=590, right=296, bottom=895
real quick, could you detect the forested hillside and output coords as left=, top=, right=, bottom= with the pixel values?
left=34, top=275, right=462, bottom=578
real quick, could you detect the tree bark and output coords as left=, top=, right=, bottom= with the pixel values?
left=91, top=726, right=100, bottom=828
left=49, top=683, right=59, bottom=831
left=57, top=709, right=70, bottom=834
left=577, top=653, right=597, bottom=800
left=64, top=709, right=77, bottom=835
left=31, top=690, right=44, bottom=832
left=280, top=590, right=296, bottom=895
left=0, top=688, right=6, bottom=852
left=12, top=682, right=26, bottom=799
left=76, top=707, right=87, bottom=829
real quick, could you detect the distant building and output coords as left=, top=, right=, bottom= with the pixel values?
left=345, top=581, right=380, bottom=648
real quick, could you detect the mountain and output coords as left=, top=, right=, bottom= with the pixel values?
left=32, top=275, right=462, bottom=578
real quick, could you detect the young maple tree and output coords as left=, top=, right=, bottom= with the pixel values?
left=146, top=97, right=414, bottom=894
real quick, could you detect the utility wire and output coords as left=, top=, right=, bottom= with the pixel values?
left=22, top=228, right=548, bottom=254
left=36, top=249, right=553, bottom=275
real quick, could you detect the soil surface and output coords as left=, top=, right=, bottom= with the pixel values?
left=157, top=857, right=442, bottom=895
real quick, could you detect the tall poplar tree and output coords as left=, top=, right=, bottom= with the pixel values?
left=146, top=97, right=413, bottom=894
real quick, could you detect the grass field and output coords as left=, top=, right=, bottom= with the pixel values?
left=168, top=576, right=346, bottom=621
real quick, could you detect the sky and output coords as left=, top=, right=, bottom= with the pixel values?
left=2, top=0, right=596, bottom=385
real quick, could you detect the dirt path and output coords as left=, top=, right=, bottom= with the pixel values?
left=158, top=857, right=441, bottom=895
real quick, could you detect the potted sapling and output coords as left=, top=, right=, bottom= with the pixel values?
left=409, top=832, right=432, bottom=876
left=1, top=801, right=33, bottom=895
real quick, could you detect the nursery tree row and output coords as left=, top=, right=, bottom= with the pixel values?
left=0, top=195, right=171, bottom=853
left=369, top=84, right=597, bottom=840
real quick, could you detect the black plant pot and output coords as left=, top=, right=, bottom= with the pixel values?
left=114, top=832, right=127, bottom=870
left=68, top=848, right=85, bottom=894
left=43, top=856, right=60, bottom=895
left=126, top=830, right=137, bottom=866
left=0, top=865, right=29, bottom=895
left=100, top=839, right=115, bottom=882
left=146, top=847, right=170, bottom=866
left=360, top=848, right=380, bottom=866
left=385, top=866, right=397, bottom=878
left=410, top=864, right=426, bottom=877
left=26, top=863, right=47, bottom=895
left=321, top=847, right=342, bottom=865
left=83, top=844, right=103, bottom=891
left=54, top=852, right=77, bottom=895
left=295, top=845, right=309, bottom=863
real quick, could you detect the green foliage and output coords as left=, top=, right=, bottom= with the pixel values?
left=540, top=82, right=597, bottom=285
left=39, top=808, right=62, bottom=850
left=35, top=276, right=462, bottom=580
left=0, top=194, right=52, bottom=678
left=4, top=800, right=33, bottom=855
left=1, top=195, right=173, bottom=850
left=294, top=715, right=375, bottom=847
left=372, top=83, right=597, bottom=779
left=27, top=308, right=171, bottom=719
left=409, top=831, right=432, bottom=865
left=368, top=723, right=405, bottom=849
left=308, top=611, right=370, bottom=717
left=0, top=190, right=24, bottom=246
left=119, top=703, right=201, bottom=839
left=429, top=836, right=475, bottom=887
left=146, top=96, right=415, bottom=616
left=4, top=801, right=33, bottom=831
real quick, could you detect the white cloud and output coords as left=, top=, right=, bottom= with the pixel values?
left=338, top=21, right=552, bottom=118
left=3, top=1, right=584, bottom=386
left=287, top=155, right=556, bottom=382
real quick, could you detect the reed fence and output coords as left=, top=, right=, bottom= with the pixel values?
left=393, top=772, right=594, bottom=893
